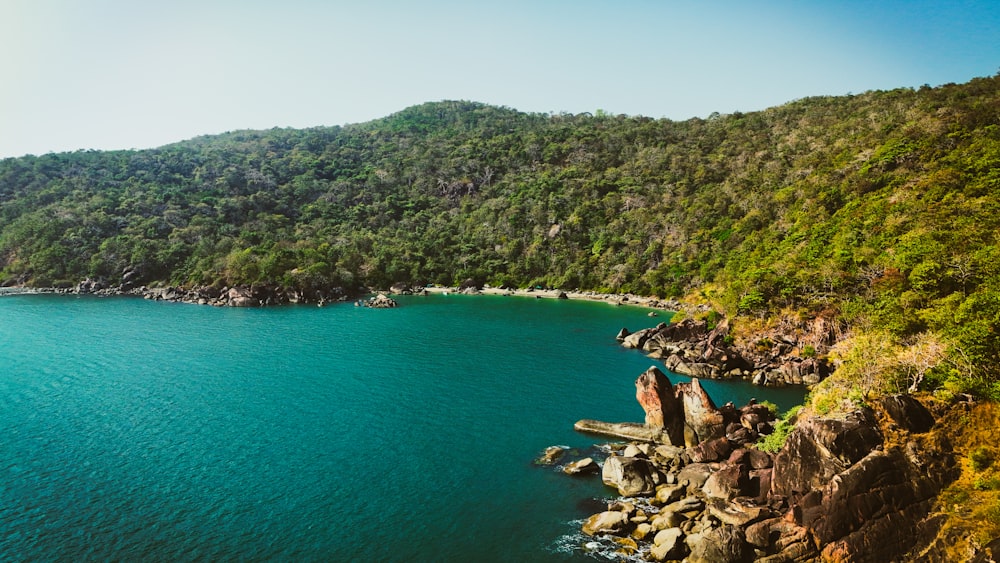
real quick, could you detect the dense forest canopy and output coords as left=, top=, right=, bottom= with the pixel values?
left=3, top=75, right=1000, bottom=397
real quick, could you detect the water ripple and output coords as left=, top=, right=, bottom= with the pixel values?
left=0, top=295, right=804, bottom=561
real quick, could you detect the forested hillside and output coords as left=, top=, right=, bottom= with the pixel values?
left=2, top=75, right=999, bottom=397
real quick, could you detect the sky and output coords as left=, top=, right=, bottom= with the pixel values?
left=1, top=0, right=998, bottom=159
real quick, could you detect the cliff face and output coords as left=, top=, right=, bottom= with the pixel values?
left=568, top=366, right=975, bottom=562
left=772, top=395, right=959, bottom=561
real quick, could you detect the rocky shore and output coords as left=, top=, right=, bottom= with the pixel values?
left=4, top=277, right=708, bottom=313
left=1, top=278, right=361, bottom=307
left=546, top=366, right=962, bottom=562
left=619, top=318, right=831, bottom=388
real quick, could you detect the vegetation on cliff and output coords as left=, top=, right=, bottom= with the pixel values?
left=2, top=74, right=1000, bottom=401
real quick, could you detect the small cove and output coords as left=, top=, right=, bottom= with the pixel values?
left=0, top=293, right=805, bottom=561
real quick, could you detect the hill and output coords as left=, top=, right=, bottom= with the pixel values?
left=2, top=77, right=1000, bottom=399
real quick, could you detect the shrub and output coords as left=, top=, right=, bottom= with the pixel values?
left=757, top=406, right=802, bottom=453
left=971, top=447, right=995, bottom=471
left=973, top=476, right=1000, bottom=491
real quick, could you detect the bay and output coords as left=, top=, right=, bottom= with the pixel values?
left=0, top=294, right=804, bottom=561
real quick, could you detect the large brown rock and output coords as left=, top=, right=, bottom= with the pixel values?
left=810, top=446, right=956, bottom=560
left=650, top=527, right=686, bottom=560
left=677, top=463, right=713, bottom=494
left=581, top=510, right=628, bottom=536
left=227, top=286, right=258, bottom=307
left=622, top=327, right=656, bottom=349
left=687, top=524, right=753, bottom=563
left=365, top=293, right=399, bottom=308
left=635, top=366, right=684, bottom=446
left=562, top=457, right=596, bottom=475
left=702, top=464, right=749, bottom=500
left=602, top=455, right=658, bottom=497
left=689, top=437, right=732, bottom=463
left=707, top=498, right=769, bottom=527
left=677, top=378, right=727, bottom=447
left=880, top=393, right=935, bottom=433
left=771, top=408, right=883, bottom=498
left=766, top=400, right=959, bottom=562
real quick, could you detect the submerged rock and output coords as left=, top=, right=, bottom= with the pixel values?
left=537, top=446, right=565, bottom=465
left=563, top=457, right=596, bottom=475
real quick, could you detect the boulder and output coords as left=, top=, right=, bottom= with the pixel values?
left=702, top=464, right=748, bottom=500
left=677, top=378, right=727, bottom=446
left=689, top=437, right=732, bottom=463
left=563, top=457, right=596, bottom=475
left=365, top=294, right=399, bottom=308
left=687, top=524, right=753, bottom=563
left=707, top=498, right=768, bottom=527
left=622, top=328, right=655, bottom=349
left=537, top=446, right=565, bottom=465
left=227, top=286, right=258, bottom=307
left=654, top=444, right=684, bottom=463
left=880, top=394, right=935, bottom=433
left=650, top=510, right=686, bottom=531
left=662, top=496, right=705, bottom=517
left=635, top=366, right=684, bottom=446
left=581, top=510, right=628, bottom=536
left=746, top=448, right=774, bottom=469
left=744, top=517, right=813, bottom=555
left=389, top=281, right=412, bottom=294
left=650, top=527, right=685, bottom=561
left=748, top=468, right=773, bottom=500
left=632, top=522, right=653, bottom=541
left=771, top=408, right=883, bottom=498
left=677, top=463, right=713, bottom=494
left=602, top=455, right=657, bottom=497
left=623, top=444, right=644, bottom=458
left=654, top=483, right=686, bottom=505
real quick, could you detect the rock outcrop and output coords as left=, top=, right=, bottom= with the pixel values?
left=58, top=275, right=359, bottom=307
left=582, top=367, right=775, bottom=449
left=364, top=293, right=399, bottom=308
left=635, top=366, right=684, bottom=445
left=619, top=318, right=831, bottom=388
left=771, top=407, right=884, bottom=499
left=562, top=365, right=962, bottom=562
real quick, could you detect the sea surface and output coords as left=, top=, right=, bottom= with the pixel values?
left=0, top=293, right=805, bottom=561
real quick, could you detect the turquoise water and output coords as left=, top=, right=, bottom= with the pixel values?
left=0, top=294, right=804, bottom=561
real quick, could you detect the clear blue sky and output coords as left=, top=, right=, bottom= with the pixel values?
left=2, top=0, right=998, bottom=158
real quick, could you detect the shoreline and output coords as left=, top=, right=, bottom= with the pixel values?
left=1, top=283, right=707, bottom=317
left=418, top=285, right=704, bottom=315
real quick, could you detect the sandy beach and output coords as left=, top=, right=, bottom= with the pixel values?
left=419, top=285, right=692, bottom=314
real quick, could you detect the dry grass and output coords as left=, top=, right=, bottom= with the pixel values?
left=926, top=401, right=1000, bottom=557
